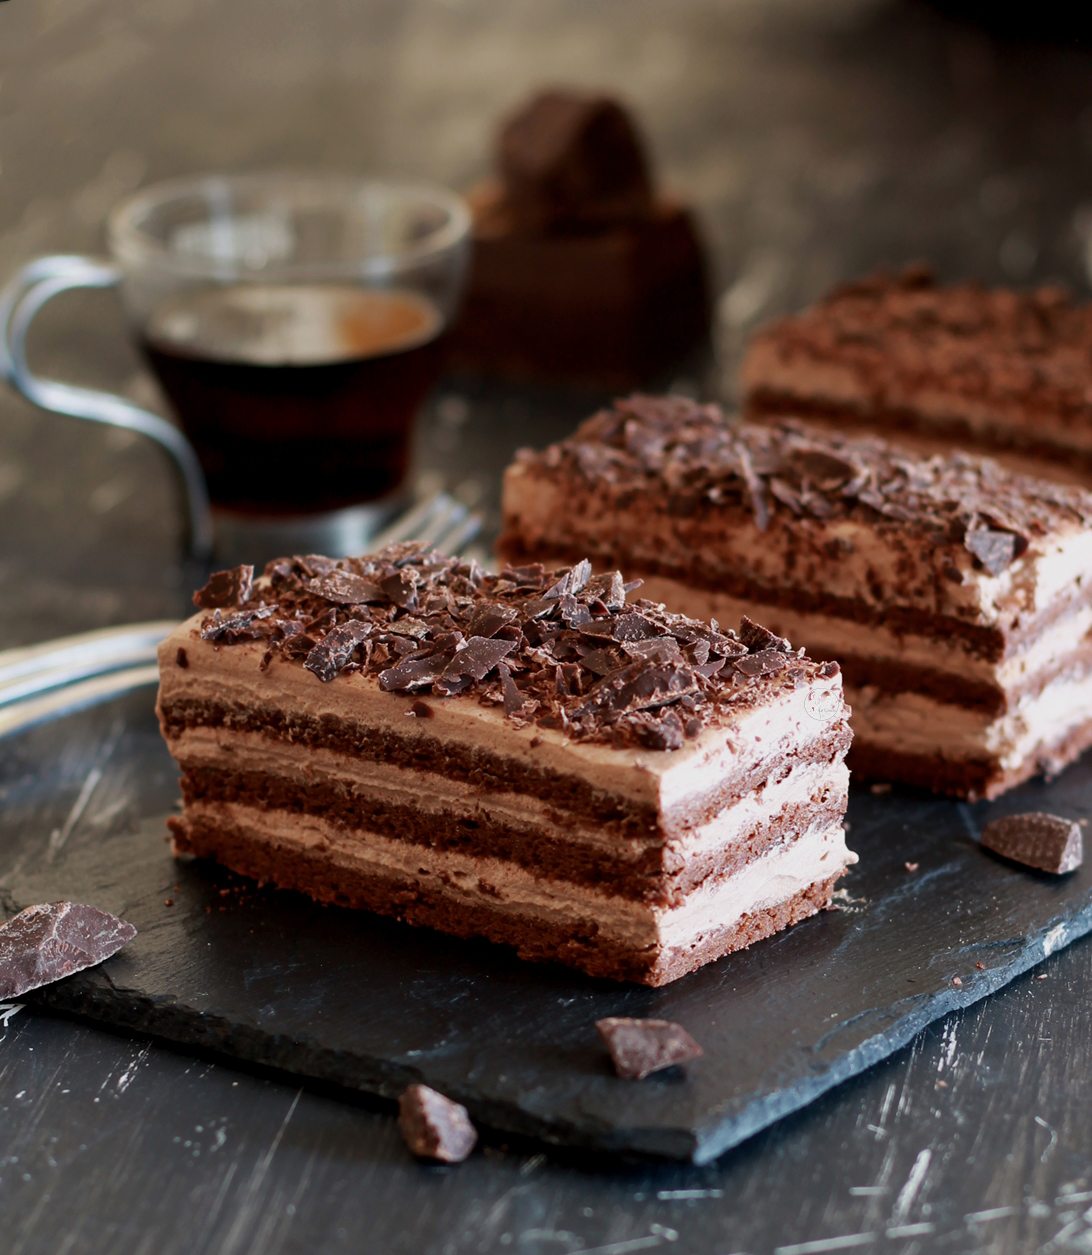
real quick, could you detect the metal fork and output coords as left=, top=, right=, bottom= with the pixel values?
left=0, top=492, right=482, bottom=737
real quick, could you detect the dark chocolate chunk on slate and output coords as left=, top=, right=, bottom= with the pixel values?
left=739, top=615, right=792, bottom=654
left=397, top=1084, right=478, bottom=1162
left=0, top=902, right=137, bottom=999
left=193, top=565, right=254, bottom=610
left=981, top=813, right=1083, bottom=874
left=965, top=528, right=1017, bottom=576
left=596, top=1017, right=703, bottom=1080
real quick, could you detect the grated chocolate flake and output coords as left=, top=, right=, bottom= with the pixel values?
left=739, top=615, right=792, bottom=654
left=303, top=620, right=373, bottom=683
left=734, top=649, right=791, bottom=678
left=306, top=570, right=385, bottom=605
left=200, top=605, right=274, bottom=643
left=193, top=564, right=254, bottom=610
left=964, top=528, right=1017, bottom=576
left=192, top=542, right=832, bottom=751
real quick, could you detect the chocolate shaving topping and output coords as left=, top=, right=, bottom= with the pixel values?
left=441, top=637, right=517, bottom=686
left=734, top=649, right=791, bottom=678
left=596, top=1016, right=703, bottom=1080
left=306, top=570, right=385, bottom=605
left=584, top=571, right=626, bottom=610
left=739, top=615, right=792, bottom=654
left=191, top=542, right=839, bottom=751
left=193, top=564, right=254, bottom=610
left=980, top=812, right=1083, bottom=875
left=0, top=901, right=137, bottom=999
left=200, top=605, right=275, bottom=643
left=304, top=620, right=372, bottom=683
left=516, top=395, right=1092, bottom=560
left=964, top=528, right=1017, bottom=576
left=397, top=1084, right=478, bottom=1163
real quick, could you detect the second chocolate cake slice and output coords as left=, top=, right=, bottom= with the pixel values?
left=499, top=396, right=1092, bottom=799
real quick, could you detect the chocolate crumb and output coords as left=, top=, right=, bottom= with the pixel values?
left=164, top=899, right=174, bottom=907
left=0, top=902, right=137, bottom=999
left=193, top=565, right=254, bottom=610
left=409, top=699, right=434, bottom=719
left=980, top=812, right=1083, bottom=874
left=595, top=1016, right=703, bottom=1080
left=175, top=647, right=189, bottom=669
left=397, top=1084, right=477, bottom=1162
left=976, top=961, right=985, bottom=969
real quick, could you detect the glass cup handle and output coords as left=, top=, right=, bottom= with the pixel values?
left=0, top=254, right=214, bottom=562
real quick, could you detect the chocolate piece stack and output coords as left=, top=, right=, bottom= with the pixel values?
left=448, top=90, right=709, bottom=389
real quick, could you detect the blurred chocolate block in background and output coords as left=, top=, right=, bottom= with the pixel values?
left=448, top=90, right=710, bottom=390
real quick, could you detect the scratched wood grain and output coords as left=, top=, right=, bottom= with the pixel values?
left=4, top=0, right=1092, bottom=1251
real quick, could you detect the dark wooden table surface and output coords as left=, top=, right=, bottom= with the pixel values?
left=4, top=2, right=1092, bottom=1252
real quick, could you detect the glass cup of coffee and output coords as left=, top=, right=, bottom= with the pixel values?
left=0, top=173, right=472, bottom=563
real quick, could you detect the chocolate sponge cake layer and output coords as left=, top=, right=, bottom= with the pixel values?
left=499, top=396, right=1092, bottom=799
left=158, top=544, right=854, bottom=985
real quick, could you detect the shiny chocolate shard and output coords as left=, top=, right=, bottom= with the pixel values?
left=441, top=636, right=517, bottom=684
left=200, top=605, right=274, bottom=644
left=193, top=564, right=254, bottom=610
left=980, top=813, right=1083, bottom=874
left=733, top=649, right=791, bottom=678
left=596, top=1016, right=703, bottom=1080
left=0, top=902, right=137, bottom=999
left=583, top=571, right=627, bottom=611
left=303, top=620, right=372, bottom=683
left=964, top=528, right=1017, bottom=576
left=397, top=1084, right=478, bottom=1162
left=306, top=571, right=385, bottom=605
left=739, top=615, right=792, bottom=654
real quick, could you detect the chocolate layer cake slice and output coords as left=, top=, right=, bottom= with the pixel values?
left=157, top=543, right=854, bottom=986
left=498, top=396, right=1092, bottom=800
left=740, top=267, right=1092, bottom=487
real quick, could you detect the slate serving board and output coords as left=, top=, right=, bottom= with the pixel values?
left=4, top=684, right=1092, bottom=1165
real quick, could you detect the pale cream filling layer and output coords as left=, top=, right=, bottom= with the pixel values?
left=848, top=669, right=1092, bottom=768
left=172, top=723, right=847, bottom=858
left=186, top=798, right=855, bottom=950
left=632, top=573, right=1092, bottom=693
